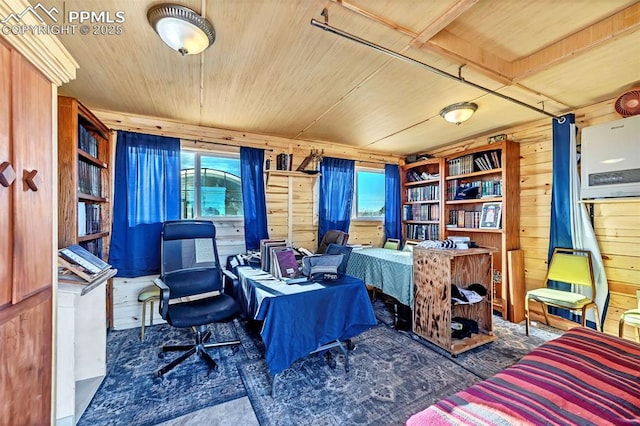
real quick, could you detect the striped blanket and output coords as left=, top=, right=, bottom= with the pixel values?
left=406, top=327, right=640, bottom=425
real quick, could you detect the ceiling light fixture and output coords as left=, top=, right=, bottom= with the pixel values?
left=439, top=102, right=478, bottom=125
left=147, top=4, right=215, bottom=56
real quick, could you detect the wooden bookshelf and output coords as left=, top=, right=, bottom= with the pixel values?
left=443, top=140, right=521, bottom=321
left=58, top=96, right=112, bottom=261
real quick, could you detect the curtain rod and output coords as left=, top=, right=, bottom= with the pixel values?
left=188, top=138, right=274, bottom=152
left=310, top=15, right=563, bottom=122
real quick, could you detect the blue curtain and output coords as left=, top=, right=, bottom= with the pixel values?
left=548, top=113, right=609, bottom=327
left=109, top=131, right=180, bottom=277
left=240, top=147, right=269, bottom=250
left=318, top=157, right=354, bottom=242
left=384, top=164, right=402, bottom=240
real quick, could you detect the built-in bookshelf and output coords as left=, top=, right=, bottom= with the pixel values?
left=443, top=140, right=520, bottom=321
left=400, top=158, right=445, bottom=243
left=58, top=96, right=112, bottom=260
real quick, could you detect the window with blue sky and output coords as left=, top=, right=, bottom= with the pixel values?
left=355, top=168, right=385, bottom=218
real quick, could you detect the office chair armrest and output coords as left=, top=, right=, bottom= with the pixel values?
left=153, top=278, right=170, bottom=319
left=222, top=269, right=238, bottom=281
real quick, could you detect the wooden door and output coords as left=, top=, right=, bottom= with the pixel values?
left=0, top=41, right=11, bottom=309
left=0, top=41, right=53, bottom=424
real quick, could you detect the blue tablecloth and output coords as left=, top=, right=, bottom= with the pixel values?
left=236, top=267, right=377, bottom=375
left=346, top=247, right=414, bottom=307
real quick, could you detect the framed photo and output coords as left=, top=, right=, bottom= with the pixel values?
left=480, top=202, right=502, bottom=229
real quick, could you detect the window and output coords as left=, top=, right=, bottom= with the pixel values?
left=180, top=150, right=243, bottom=219
left=354, top=168, right=385, bottom=219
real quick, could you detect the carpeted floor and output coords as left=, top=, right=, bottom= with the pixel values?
left=78, top=299, right=560, bottom=426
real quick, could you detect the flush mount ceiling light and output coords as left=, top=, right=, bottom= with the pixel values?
left=147, top=4, right=215, bottom=56
left=439, top=102, right=478, bottom=125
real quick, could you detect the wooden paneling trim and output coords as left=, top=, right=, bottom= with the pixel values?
left=94, top=110, right=404, bottom=165
left=0, top=0, right=77, bottom=86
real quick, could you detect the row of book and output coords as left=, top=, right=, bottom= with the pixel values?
left=77, top=202, right=102, bottom=236
left=446, top=179, right=502, bottom=201
left=259, top=239, right=307, bottom=281
left=405, top=170, right=439, bottom=182
left=448, top=210, right=483, bottom=228
left=406, top=185, right=440, bottom=202
left=78, top=159, right=102, bottom=197
left=276, top=153, right=293, bottom=171
left=405, top=223, right=440, bottom=241
left=403, top=203, right=440, bottom=221
left=78, top=124, right=99, bottom=158
left=447, top=150, right=501, bottom=176
left=78, top=239, right=104, bottom=260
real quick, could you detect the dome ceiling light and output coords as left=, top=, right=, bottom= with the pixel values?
left=439, top=102, right=478, bottom=125
left=148, top=4, right=215, bottom=56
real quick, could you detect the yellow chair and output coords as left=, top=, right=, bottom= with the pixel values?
left=383, top=238, right=400, bottom=250
left=138, top=284, right=160, bottom=341
left=403, top=240, right=419, bottom=252
left=525, top=248, right=601, bottom=336
left=619, top=290, right=640, bottom=342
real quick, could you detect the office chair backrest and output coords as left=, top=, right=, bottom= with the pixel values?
left=546, top=250, right=594, bottom=288
left=161, top=220, right=223, bottom=299
left=317, top=230, right=349, bottom=254
left=325, top=243, right=353, bottom=274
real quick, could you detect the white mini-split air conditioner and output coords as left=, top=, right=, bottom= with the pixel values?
left=580, top=114, right=640, bottom=199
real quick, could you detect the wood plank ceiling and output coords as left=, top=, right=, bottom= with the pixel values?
left=35, top=0, right=640, bottom=155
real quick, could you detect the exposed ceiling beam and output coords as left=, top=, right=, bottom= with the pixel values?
left=425, top=29, right=513, bottom=84
left=512, top=2, right=640, bottom=81
left=410, top=0, right=480, bottom=48
left=333, top=0, right=513, bottom=84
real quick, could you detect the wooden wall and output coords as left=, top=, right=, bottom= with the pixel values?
left=429, top=98, right=640, bottom=338
left=98, top=110, right=393, bottom=329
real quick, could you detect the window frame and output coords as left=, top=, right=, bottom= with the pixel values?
left=180, top=147, right=244, bottom=222
left=352, top=166, right=385, bottom=221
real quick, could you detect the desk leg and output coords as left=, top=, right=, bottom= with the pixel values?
left=271, top=372, right=279, bottom=398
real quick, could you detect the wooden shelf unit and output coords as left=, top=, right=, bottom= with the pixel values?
left=400, top=158, right=445, bottom=243
left=58, top=96, right=112, bottom=260
left=443, top=140, right=521, bottom=321
left=413, top=247, right=496, bottom=355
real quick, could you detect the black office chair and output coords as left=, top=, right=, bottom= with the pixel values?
left=317, top=229, right=349, bottom=254
left=325, top=243, right=353, bottom=274
left=153, top=220, right=241, bottom=377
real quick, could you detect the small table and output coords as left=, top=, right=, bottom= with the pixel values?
left=346, top=247, right=414, bottom=307
left=236, top=267, right=377, bottom=376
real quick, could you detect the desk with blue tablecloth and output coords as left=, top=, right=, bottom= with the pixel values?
left=236, top=267, right=377, bottom=375
left=346, top=247, right=414, bottom=307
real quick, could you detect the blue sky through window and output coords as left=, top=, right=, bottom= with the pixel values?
left=357, top=169, right=385, bottom=217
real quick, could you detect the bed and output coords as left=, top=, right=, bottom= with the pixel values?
left=406, top=327, right=640, bottom=425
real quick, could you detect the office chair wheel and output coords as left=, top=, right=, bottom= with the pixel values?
left=206, top=366, right=219, bottom=378
left=325, top=351, right=337, bottom=369
left=346, top=340, right=356, bottom=351
left=157, top=352, right=166, bottom=359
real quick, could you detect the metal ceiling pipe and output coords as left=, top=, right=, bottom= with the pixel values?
left=310, top=18, right=561, bottom=120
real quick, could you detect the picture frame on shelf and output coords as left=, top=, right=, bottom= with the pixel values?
left=479, top=202, right=502, bottom=229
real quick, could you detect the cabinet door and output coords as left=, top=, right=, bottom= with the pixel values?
left=11, top=50, right=53, bottom=302
left=0, top=41, right=11, bottom=308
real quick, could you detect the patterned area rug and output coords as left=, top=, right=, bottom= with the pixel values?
left=79, top=299, right=560, bottom=426
left=77, top=319, right=262, bottom=426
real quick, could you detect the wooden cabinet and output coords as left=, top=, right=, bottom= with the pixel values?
left=443, top=140, right=521, bottom=321
left=413, top=247, right=496, bottom=355
left=400, top=158, right=445, bottom=243
left=58, top=96, right=112, bottom=259
left=0, top=39, right=54, bottom=424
